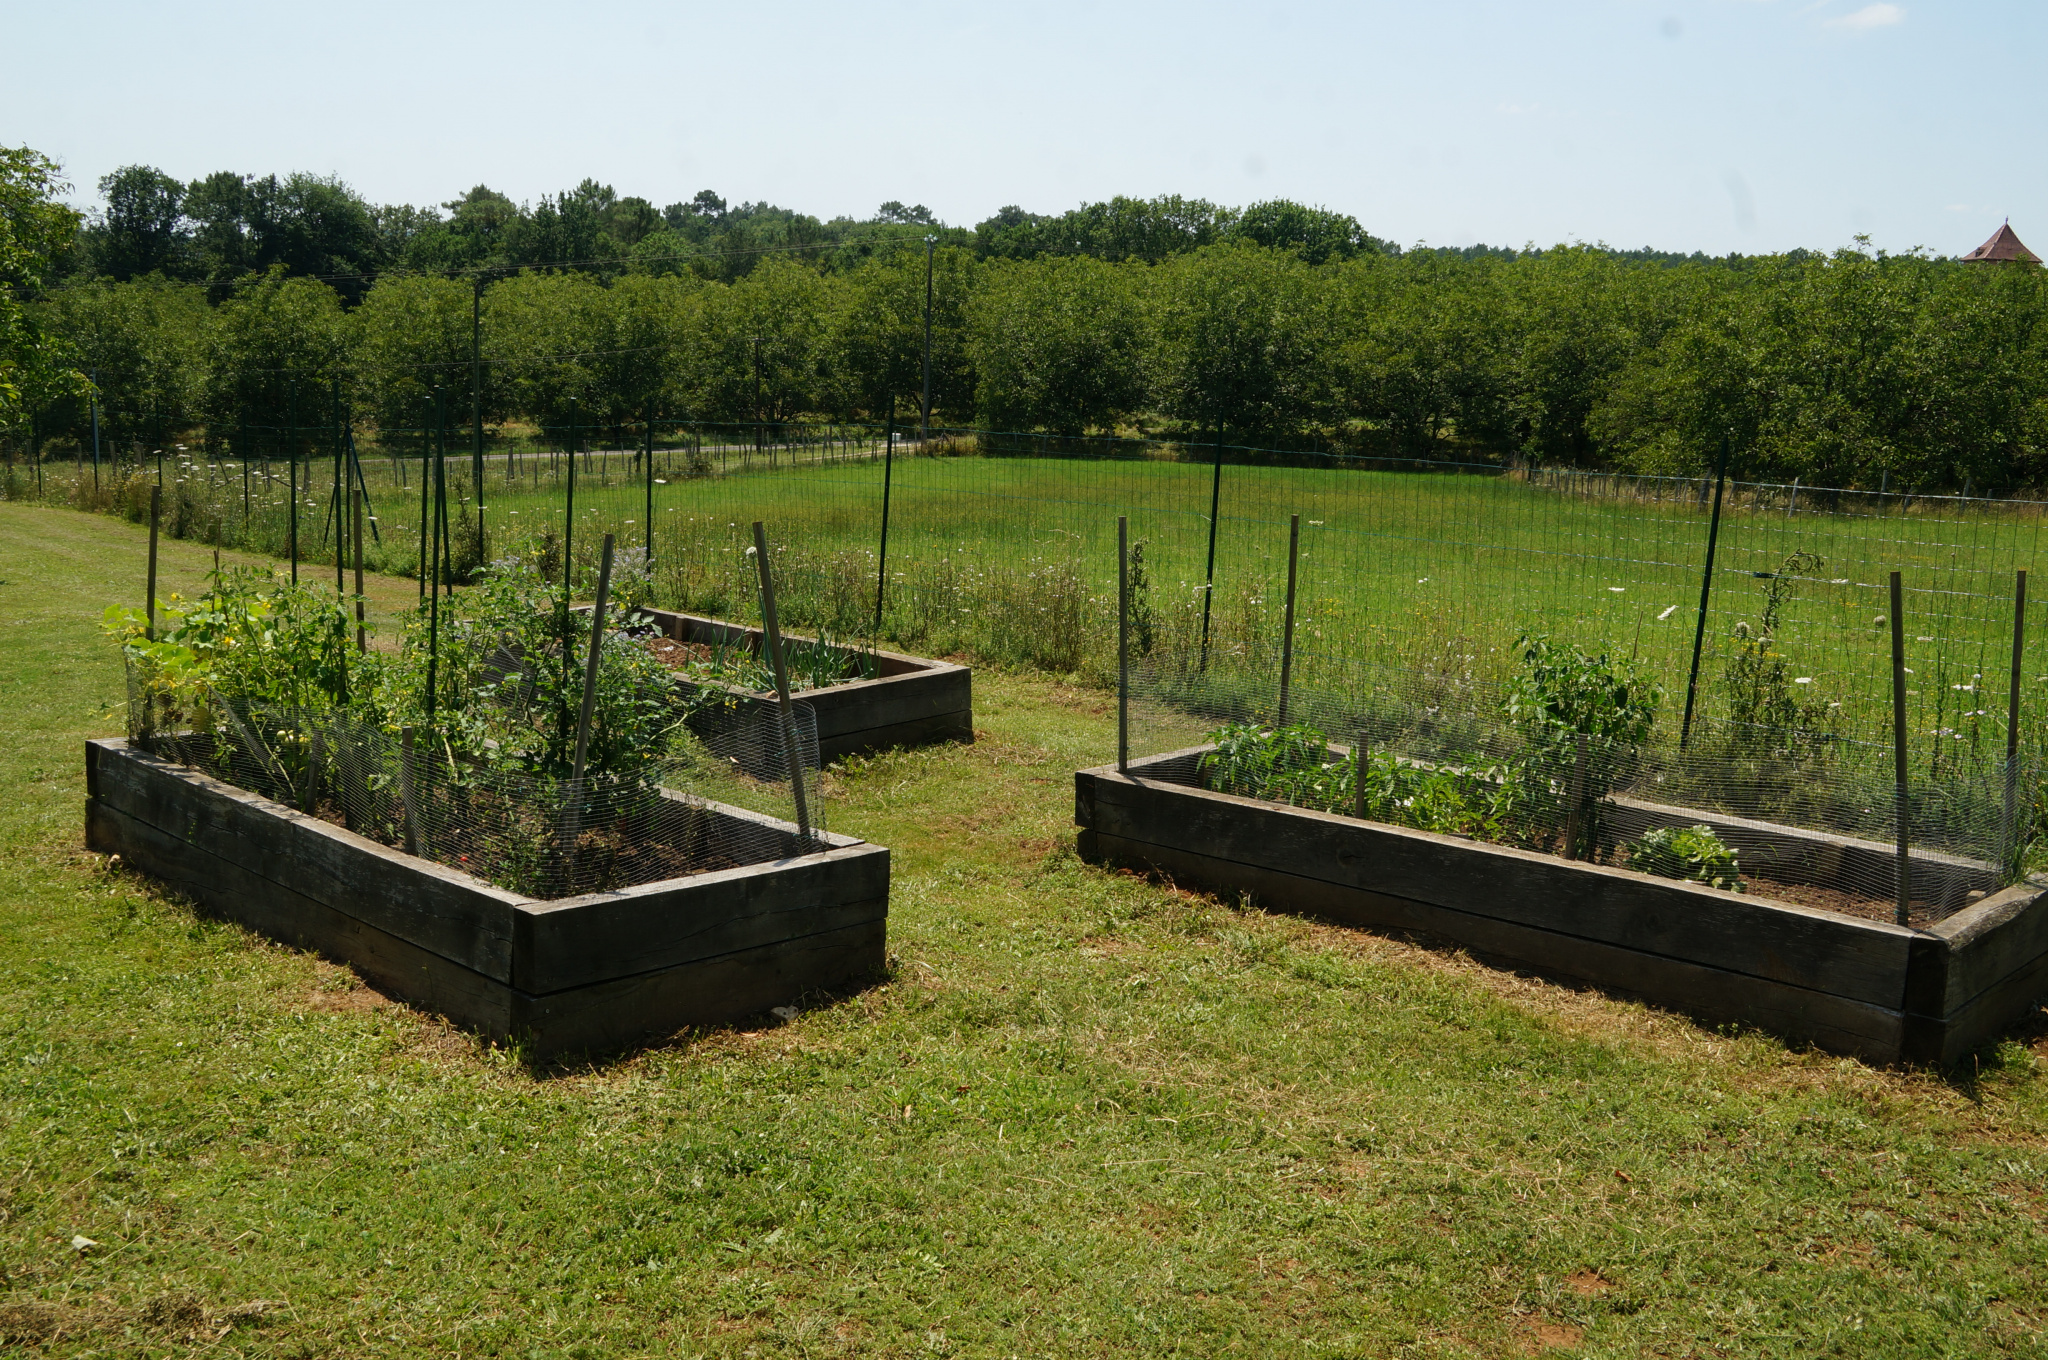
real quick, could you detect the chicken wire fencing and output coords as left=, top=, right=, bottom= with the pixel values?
left=127, top=668, right=826, bottom=902
left=1117, top=486, right=2043, bottom=928
left=48, top=417, right=2048, bottom=921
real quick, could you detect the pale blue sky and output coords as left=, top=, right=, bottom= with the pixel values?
left=8, top=0, right=2041, bottom=256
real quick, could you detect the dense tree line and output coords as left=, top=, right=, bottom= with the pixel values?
left=7, top=146, right=2047, bottom=492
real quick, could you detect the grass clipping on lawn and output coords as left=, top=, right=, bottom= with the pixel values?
left=3, top=500, right=2048, bottom=1358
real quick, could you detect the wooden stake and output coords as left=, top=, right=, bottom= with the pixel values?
left=752, top=522, right=814, bottom=843
left=571, top=534, right=617, bottom=786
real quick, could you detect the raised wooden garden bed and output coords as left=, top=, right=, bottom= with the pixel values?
left=86, top=737, right=890, bottom=1058
left=634, top=607, right=972, bottom=763
left=1076, top=747, right=2048, bottom=1065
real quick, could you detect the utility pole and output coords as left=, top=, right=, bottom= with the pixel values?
left=920, top=234, right=936, bottom=442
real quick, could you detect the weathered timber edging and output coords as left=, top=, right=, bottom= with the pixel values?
left=86, top=738, right=890, bottom=1059
left=636, top=607, right=972, bottom=763
left=1075, top=748, right=2048, bottom=1065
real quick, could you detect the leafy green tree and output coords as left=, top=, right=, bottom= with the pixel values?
left=967, top=256, right=1147, bottom=435
left=352, top=275, right=478, bottom=437
left=88, top=165, right=190, bottom=280
left=38, top=277, right=210, bottom=451
left=1328, top=251, right=1509, bottom=453
left=687, top=258, right=843, bottom=422
left=590, top=273, right=701, bottom=435
left=0, top=145, right=85, bottom=431
left=1149, top=243, right=1330, bottom=439
left=831, top=245, right=973, bottom=421
left=976, top=195, right=1231, bottom=264
left=1228, top=200, right=1385, bottom=264
left=198, top=267, right=352, bottom=456
left=483, top=270, right=610, bottom=441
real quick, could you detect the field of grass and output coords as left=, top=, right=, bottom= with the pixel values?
left=9, top=504, right=2048, bottom=1356
left=26, top=445, right=2046, bottom=751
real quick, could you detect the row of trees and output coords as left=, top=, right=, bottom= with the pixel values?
left=73, top=161, right=1383, bottom=295
left=8, top=146, right=2046, bottom=491
left=32, top=239, right=2048, bottom=491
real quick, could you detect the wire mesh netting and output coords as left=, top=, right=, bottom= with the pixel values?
left=128, top=668, right=826, bottom=902
left=51, top=417, right=2048, bottom=922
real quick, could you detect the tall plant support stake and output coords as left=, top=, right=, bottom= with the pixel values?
left=435, top=393, right=453, bottom=598
left=751, top=522, right=814, bottom=844
left=1891, top=571, right=1912, bottom=927
left=1353, top=733, right=1369, bottom=821
left=397, top=728, right=422, bottom=857
left=643, top=407, right=655, bottom=563
left=145, top=486, right=162, bottom=642
left=287, top=383, right=299, bottom=584
left=873, top=419, right=895, bottom=634
left=1277, top=514, right=1302, bottom=728
left=920, top=236, right=936, bottom=441
left=333, top=381, right=346, bottom=600
left=1563, top=732, right=1590, bottom=861
left=352, top=489, right=367, bottom=653
left=2004, top=570, right=2029, bottom=864
left=472, top=274, right=486, bottom=564
left=564, top=399, right=579, bottom=598
left=89, top=371, right=101, bottom=491
left=415, top=395, right=434, bottom=599
left=570, top=534, right=617, bottom=787
left=1679, top=436, right=1733, bottom=750
left=424, top=434, right=445, bottom=721
left=346, top=429, right=379, bottom=545
left=1118, top=515, right=1130, bottom=776
left=1199, top=427, right=1224, bottom=670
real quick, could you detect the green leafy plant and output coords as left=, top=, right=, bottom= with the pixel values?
left=1624, top=823, right=1743, bottom=893
left=1504, top=633, right=1662, bottom=858
left=1723, top=548, right=1835, bottom=756
left=1201, top=721, right=1525, bottom=841
left=1127, top=538, right=1156, bottom=657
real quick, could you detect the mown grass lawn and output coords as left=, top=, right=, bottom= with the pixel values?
left=3, top=498, right=2048, bottom=1358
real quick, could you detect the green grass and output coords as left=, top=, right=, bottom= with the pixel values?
left=29, top=447, right=2048, bottom=767
left=8, top=505, right=2048, bottom=1356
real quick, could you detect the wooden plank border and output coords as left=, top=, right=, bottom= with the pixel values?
left=1076, top=749, right=2048, bottom=1065
left=86, top=738, right=891, bottom=1059
left=634, top=607, right=972, bottom=762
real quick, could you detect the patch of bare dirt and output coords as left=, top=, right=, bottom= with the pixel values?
left=1518, top=1318, right=1586, bottom=1353
left=1565, top=1269, right=1613, bottom=1296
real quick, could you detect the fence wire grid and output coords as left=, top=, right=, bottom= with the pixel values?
left=35, top=415, right=2048, bottom=920
left=129, top=668, right=825, bottom=902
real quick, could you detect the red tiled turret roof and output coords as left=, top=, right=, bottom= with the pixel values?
left=1961, top=222, right=2040, bottom=264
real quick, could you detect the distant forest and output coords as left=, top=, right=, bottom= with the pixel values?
left=5, top=149, right=2046, bottom=493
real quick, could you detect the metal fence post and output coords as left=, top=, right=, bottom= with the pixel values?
left=1118, top=515, right=1130, bottom=775
left=874, top=418, right=894, bottom=635
left=1680, top=435, right=1732, bottom=750
left=2004, top=569, right=2029, bottom=868
left=1277, top=514, right=1301, bottom=727
left=1200, top=426, right=1223, bottom=670
left=1891, top=571, right=1912, bottom=926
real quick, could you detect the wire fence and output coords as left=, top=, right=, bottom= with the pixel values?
left=127, top=667, right=825, bottom=901
left=24, top=414, right=2048, bottom=917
